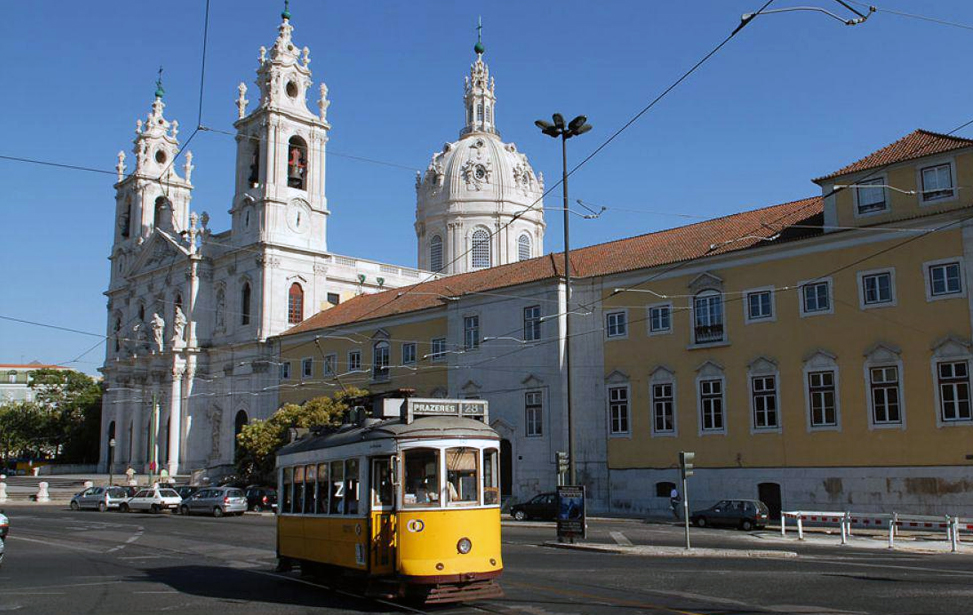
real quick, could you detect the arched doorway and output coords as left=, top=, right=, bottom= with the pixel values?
left=500, top=439, right=513, bottom=498
left=234, top=410, right=249, bottom=461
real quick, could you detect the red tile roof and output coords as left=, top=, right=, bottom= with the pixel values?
left=814, top=129, right=973, bottom=182
left=282, top=196, right=823, bottom=335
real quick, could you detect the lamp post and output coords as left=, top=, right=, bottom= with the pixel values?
left=108, top=438, right=117, bottom=486
left=535, top=114, right=591, bottom=486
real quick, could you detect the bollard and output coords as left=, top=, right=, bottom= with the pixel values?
left=950, top=517, right=959, bottom=553
left=36, top=481, right=50, bottom=503
left=797, top=515, right=805, bottom=541
left=781, top=515, right=786, bottom=536
left=840, top=515, right=848, bottom=545
left=0, top=475, right=7, bottom=503
left=888, top=512, right=897, bottom=549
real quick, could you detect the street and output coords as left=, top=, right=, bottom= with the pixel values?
left=1, top=507, right=972, bottom=614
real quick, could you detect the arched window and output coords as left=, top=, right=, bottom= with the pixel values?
left=215, top=287, right=226, bottom=330
left=472, top=229, right=491, bottom=269
left=288, top=283, right=304, bottom=324
left=154, top=197, right=170, bottom=229
left=693, top=291, right=724, bottom=344
left=113, top=316, right=122, bottom=353
left=241, top=282, right=251, bottom=325
left=247, top=145, right=260, bottom=187
left=518, top=233, right=532, bottom=261
left=138, top=304, right=146, bottom=322
left=174, top=293, right=183, bottom=313
left=287, top=136, right=308, bottom=190
left=373, top=341, right=390, bottom=381
left=120, top=197, right=131, bottom=238
left=430, top=235, right=444, bottom=272
left=234, top=410, right=248, bottom=460
left=477, top=103, right=484, bottom=122
left=485, top=105, right=493, bottom=125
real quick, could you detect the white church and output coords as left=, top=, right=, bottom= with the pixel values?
left=99, top=7, right=546, bottom=478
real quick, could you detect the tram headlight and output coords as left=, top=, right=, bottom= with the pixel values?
left=457, top=537, right=473, bottom=554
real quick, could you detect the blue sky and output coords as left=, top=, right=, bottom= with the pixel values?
left=3, top=1, right=973, bottom=374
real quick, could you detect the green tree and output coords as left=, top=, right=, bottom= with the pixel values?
left=235, top=387, right=365, bottom=483
left=27, top=369, right=103, bottom=462
left=0, top=401, right=50, bottom=463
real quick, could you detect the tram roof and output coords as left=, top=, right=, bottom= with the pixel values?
left=277, top=416, right=499, bottom=457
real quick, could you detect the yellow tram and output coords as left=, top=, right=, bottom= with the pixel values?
left=275, top=396, right=503, bottom=604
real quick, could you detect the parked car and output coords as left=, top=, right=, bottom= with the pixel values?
left=245, top=486, right=277, bottom=512
left=121, top=488, right=182, bottom=513
left=179, top=487, right=247, bottom=518
left=70, top=486, right=131, bottom=512
left=510, top=492, right=557, bottom=521
left=690, top=499, right=770, bottom=531
left=172, top=485, right=201, bottom=501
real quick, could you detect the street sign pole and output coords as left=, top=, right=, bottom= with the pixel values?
left=679, top=451, right=695, bottom=550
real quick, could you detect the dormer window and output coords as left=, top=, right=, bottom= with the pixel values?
left=856, top=178, right=887, bottom=214
left=921, top=163, right=954, bottom=202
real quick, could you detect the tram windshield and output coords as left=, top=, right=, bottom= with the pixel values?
left=445, top=447, right=479, bottom=506
left=403, top=448, right=440, bottom=508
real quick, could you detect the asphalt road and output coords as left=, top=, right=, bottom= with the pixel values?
left=2, top=507, right=972, bottom=614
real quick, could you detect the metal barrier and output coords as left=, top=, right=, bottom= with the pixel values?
left=781, top=511, right=849, bottom=544
left=783, top=510, right=972, bottom=552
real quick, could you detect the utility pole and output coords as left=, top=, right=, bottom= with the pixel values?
left=679, top=451, right=695, bottom=549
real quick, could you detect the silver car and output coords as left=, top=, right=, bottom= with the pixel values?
left=70, top=486, right=131, bottom=512
left=179, top=487, right=247, bottom=517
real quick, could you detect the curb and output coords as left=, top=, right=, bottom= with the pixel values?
left=542, top=541, right=798, bottom=559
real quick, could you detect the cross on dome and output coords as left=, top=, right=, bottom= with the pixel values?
left=462, top=17, right=497, bottom=137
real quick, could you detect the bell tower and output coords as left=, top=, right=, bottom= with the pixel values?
left=230, top=2, right=331, bottom=251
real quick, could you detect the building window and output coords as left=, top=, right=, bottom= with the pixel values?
left=464, top=316, right=480, bottom=350
left=430, top=235, right=444, bottom=272
left=302, top=358, right=313, bottom=379
left=348, top=350, right=361, bottom=371
left=649, top=304, right=671, bottom=334
left=938, top=361, right=971, bottom=422
left=287, top=283, right=304, bottom=324
left=861, top=271, right=894, bottom=306
left=693, top=292, right=724, bottom=344
left=287, top=136, right=308, bottom=190
left=606, top=311, right=627, bottom=338
left=524, top=306, right=541, bottom=341
left=652, top=383, right=674, bottom=434
left=746, top=290, right=773, bottom=321
left=801, top=281, right=831, bottom=315
left=751, top=375, right=779, bottom=430
left=471, top=229, right=491, bottom=269
left=402, top=343, right=416, bottom=365
left=856, top=177, right=887, bottom=214
left=241, top=282, right=251, bottom=325
left=280, top=361, right=291, bottom=380
left=525, top=391, right=543, bottom=437
left=921, top=163, right=954, bottom=201
left=808, top=370, right=837, bottom=427
left=929, top=262, right=962, bottom=297
left=518, top=233, right=532, bottom=261
left=869, top=366, right=902, bottom=425
left=373, top=342, right=390, bottom=381
left=430, top=338, right=447, bottom=361
left=327, top=292, right=340, bottom=306
left=608, top=386, right=630, bottom=435
left=323, top=354, right=336, bottom=376
left=699, top=379, right=724, bottom=432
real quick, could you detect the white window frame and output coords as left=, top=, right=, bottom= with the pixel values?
left=429, top=235, right=444, bottom=272
left=607, top=384, right=631, bottom=437
left=463, top=315, right=480, bottom=350
left=647, top=302, right=673, bottom=336
left=348, top=350, right=362, bottom=372
left=280, top=361, right=291, bottom=380
left=917, top=158, right=958, bottom=205
left=863, top=354, right=906, bottom=430
left=402, top=342, right=417, bottom=365
left=649, top=375, right=677, bottom=437
left=923, top=258, right=966, bottom=302
left=743, top=286, right=775, bottom=324
left=470, top=228, right=491, bottom=270
left=301, top=357, right=313, bottom=380
left=605, top=310, right=628, bottom=340
left=372, top=341, right=390, bottom=382
left=802, top=352, right=841, bottom=433
left=934, top=360, right=973, bottom=426
left=518, top=233, right=532, bottom=261
left=857, top=268, right=897, bottom=309
left=696, top=374, right=726, bottom=436
left=323, top=353, right=337, bottom=376
left=524, top=305, right=541, bottom=342
left=430, top=337, right=447, bottom=362
left=799, top=277, right=834, bottom=317
left=748, top=373, right=781, bottom=433
left=853, top=175, right=889, bottom=217
left=691, top=291, right=726, bottom=346
left=525, top=390, right=543, bottom=438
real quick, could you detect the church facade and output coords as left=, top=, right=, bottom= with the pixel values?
left=99, top=10, right=432, bottom=478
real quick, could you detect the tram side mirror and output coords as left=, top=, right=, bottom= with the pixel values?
left=390, top=455, right=400, bottom=486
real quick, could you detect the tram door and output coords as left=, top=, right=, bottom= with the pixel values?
left=370, top=457, right=396, bottom=574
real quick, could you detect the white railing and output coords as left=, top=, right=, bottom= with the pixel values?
left=782, top=510, right=973, bottom=552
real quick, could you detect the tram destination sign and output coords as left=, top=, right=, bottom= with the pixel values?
left=403, top=398, right=489, bottom=423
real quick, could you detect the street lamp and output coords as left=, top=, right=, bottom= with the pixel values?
left=108, top=438, right=117, bottom=486
left=534, top=113, right=591, bottom=487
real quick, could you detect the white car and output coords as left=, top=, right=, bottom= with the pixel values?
left=120, top=488, right=182, bottom=513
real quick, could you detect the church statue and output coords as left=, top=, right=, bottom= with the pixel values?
left=151, top=313, right=165, bottom=352
left=127, top=322, right=141, bottom=355
left=172, top=306, right=187, bottom=344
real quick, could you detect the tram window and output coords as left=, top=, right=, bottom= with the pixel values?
left=446, top=447, right=479, bottom=505
left=330, top=460, right=345, bottom=514
left=372, top=458, right=393, bottom=508
left=282, top=467, right=293, bottom=513
left=483, top=448, right=500, bottom=506
left=404, top=448, right=441, bottom=508
left=345, top=459, right=360, bottom=515
left=294, top=465, right=306, bottom=514
left=316, top=463, right=329, bottom=514
left=305, top=465, right=317, bottom=514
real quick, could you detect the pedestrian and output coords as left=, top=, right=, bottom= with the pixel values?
left=125, top=466, right=136, bottom=486
left=670, top=486, right=681, bottom=520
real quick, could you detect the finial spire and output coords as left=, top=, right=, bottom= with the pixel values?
left=281, top=0, right=291, bottom=21
left=154, top=66, right=165, bottom=99
left=474, top=16, right=484, bottom=55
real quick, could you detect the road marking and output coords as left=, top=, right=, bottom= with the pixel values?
left=610, top=531, right=633, bottom=546
left=133, top=591, right=179, bottom=594
left=506, top=581, right=707, bottom=615
left=8, top=535, right=103, bottom=554
left=3, top=581, right=123, bottom=591
left=118, top=555, right=172, bottom=560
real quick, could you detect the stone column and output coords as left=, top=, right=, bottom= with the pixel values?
left=167, top=366, right=183, bottom=476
